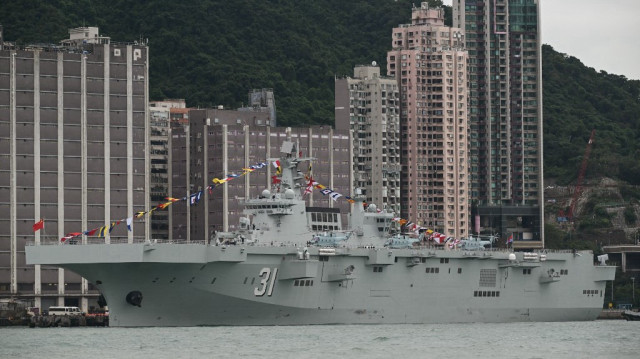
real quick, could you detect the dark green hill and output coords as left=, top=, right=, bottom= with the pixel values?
left=1, top=0, right=445, bottom=126
left=542, top=45, right=640, bottom=185
left=1, top=0, right=638, bottom=185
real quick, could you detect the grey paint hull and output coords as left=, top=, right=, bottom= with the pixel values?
left=26, top=243, right=615, bottom=327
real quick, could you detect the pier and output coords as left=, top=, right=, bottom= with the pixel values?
left=598, top=309, right=625, bottom=320
left=28, top=314, right=109, bottom=327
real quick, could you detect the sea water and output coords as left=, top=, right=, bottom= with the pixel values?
left=1, top=321, right=638, bottom=359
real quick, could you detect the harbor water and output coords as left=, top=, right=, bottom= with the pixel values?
left=1, top=320, right=639, bottom=359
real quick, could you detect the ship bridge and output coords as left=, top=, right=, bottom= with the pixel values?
left=242, top=199, right=296, bottom=216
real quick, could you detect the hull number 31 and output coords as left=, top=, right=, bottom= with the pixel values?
left=254, top=267, right=278, bottom=297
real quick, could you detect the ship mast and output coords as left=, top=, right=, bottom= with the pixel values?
left=269, top=138, right=313, bottom=196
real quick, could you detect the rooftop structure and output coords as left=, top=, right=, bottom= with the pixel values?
left=61, top=27, right=111, bottom=46
left=238, top=88, right=277, bottom=127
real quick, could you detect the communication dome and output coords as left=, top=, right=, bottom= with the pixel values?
left=284, top=189, right=295, bottom=199
left=508, top=253, right=517, bottom=261
left=261, top=189, right=271, bottom=197
left=368, top=204, right=377, bottom=212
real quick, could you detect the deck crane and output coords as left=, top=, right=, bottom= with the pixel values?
left=567, top=129, right=595, bottom=222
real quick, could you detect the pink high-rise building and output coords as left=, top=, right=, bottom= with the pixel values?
left=387, top=3, right=469, bottom=238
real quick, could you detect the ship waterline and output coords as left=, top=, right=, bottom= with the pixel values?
left=26, top=242, right=615, bottom=327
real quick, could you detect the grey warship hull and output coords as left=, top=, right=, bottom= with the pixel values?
left=26, top=242, right=615, bottom=327
left=25, top=142, right=617, bottom=326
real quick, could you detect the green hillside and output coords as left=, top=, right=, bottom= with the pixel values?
left=542, top=45, right=640, bottom=186
left=1, top=0, right=638, bottom=186
left=1, top=0, right=443, bottom=126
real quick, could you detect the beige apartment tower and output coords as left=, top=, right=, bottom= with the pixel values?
left=335, top=64, right=401, bottom=214
left=387, top=3, right=469, bottom=238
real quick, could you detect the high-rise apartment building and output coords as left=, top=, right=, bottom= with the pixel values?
left=149, top=99, right=188, bottom=240
left=0, top=27, right=149, bottom=311
left=387, top=3, right=469, bottom=239
left=335, top=64, right=401, bottom=214
left=170, top=108, right=351, bottom=241
left=454, top=0, right=543, bottom=247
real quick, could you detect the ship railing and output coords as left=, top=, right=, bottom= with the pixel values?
left=26, top=239, right=207, bottom=246
left=25, top=239, right=596, bottom=256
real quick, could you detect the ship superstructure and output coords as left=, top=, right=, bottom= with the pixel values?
left=26, top=140, right=616, bottom=326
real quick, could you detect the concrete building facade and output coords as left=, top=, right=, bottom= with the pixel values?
left=454, top=0, right=543, bottom=248
left=170, top=108, right=351, bottom=241
left=387, top=3, right=469, bottom=238
left=335, top=64, right=401, bottom=214
left=149, top=99, right=188, bottom=240
left=0, top=27, right=149, bottom=311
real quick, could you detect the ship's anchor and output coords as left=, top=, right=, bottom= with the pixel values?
left=126, top=290, right=143, bottom=307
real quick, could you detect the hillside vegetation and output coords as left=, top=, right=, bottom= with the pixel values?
left=1, top=0, right=638, bottom=185
left=541, top=45, right=640, bottom=254
left=1, top=0, right=446, bottom=126
left=542, top=45, right=640, bottom=186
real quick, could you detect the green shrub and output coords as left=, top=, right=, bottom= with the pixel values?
left=578, top=217, right=612, bottom=231
left=624, top=206, right=637, bottom=225
left=620, top=185, right=640, bottom=201
left=594, top=206, right=611, bottom=219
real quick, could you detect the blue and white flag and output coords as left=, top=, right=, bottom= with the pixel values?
left=190, top=191, right=202, bottom=206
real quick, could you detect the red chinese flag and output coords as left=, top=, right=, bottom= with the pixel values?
left=33, top=219, right=44, bottom=232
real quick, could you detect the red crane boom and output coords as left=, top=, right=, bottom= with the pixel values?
left=568, top=129, right=595, bottom=221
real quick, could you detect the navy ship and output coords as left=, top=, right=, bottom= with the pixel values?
left=26, top=141, right=616, bottom=326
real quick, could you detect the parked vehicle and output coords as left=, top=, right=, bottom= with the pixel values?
left=47, top=306, right=84, bottom=316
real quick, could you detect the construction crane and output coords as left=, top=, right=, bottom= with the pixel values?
left=567, top=129, right=595, bottom=222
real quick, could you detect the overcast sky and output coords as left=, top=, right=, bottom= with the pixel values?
left=442, top=0, right=640, bottom=80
